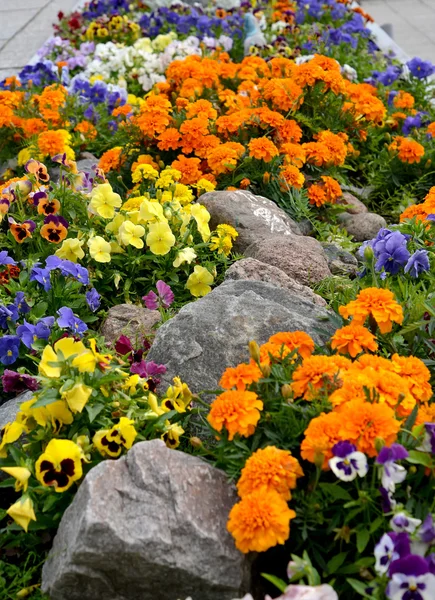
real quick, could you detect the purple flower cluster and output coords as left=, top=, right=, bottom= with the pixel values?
left=69, top=76, right=128, bottom=118
left=359, top=228, right=430, bottom=278
left=82, top=0, right=130, bottom=19
left=30, top=255, right=90, bottom=292
left=407, top=57, right=435, bottom=79
left=114, top=334, right=166, bottom=391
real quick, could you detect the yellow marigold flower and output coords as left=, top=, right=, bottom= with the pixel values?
left=55, top=238, right=85, bottom=262
left=195, top=178, right=216, bottom=193
left=339, top=287, right=403, bottom=334
left=62, top=382, right=93, bottom=413
left=89, top=183, right=122, bottom=219
left=93, top=417, right=137, bottom=458
left=39, top=337, right=86, bottom=378
left=330, top=324, right=378, bottom=357
left=7, top=497, right=36, bottom=532
left=209, top=234, right=233, bottom=256
left=208, top=390, right=263, bottom=440
left=227, top=489, right=296, bottom=553
left=131, top=163, right=159, bottom=183
left=191, top=203, right=211, bottom=241
left=161, top=421, right=184, bottom=449
left=0, top=466, right=31, bottom=492
left=88, top=235, right=112, bottom=263
left=119, top=220, right=145, bottom=249
left=146, top=221, right=176, bottom=255
left=173, top=183, right=194, bottom=205
left=36, top=439, right=83, bottom=492
left=173, top=247, right=197, bottom=267
left=216, top=223, right=238, bottom=240
left=186, top=265, right=214, bottom=297
left=237, top=446, right=304, bottom=500
left=0, top=422, right=25, bottom=457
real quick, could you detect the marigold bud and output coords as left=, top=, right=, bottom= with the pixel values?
left=190, top=436, right=202, bottom=449
left=375, top=437, right=385, bottom=453
left=261, top=364, right=271, bottom=377
left=281, top=384, right=293, bottom=400
left=263, top=172, right=271, bottom=184
left=249, top=340, right=260, bottom=363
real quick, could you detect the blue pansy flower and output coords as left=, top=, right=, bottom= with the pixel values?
left=56, top=307, right=88, bottom=336
left=0, top=335, right=21, bottom=365
left=404, top=249, right=430, bottom=278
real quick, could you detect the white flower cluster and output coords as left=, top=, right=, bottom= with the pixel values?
left=76, top=33, right=233, bottom=92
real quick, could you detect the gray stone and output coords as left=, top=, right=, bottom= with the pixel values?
left=224, top=258, right=326, bottom=306
left=199, top=190, right=302, bottom=252
left=244, top=235, right=331, bottom=287
left=0, top=391, right=33, bottom=430
left=76, top=153, right=99, bottom=174
left=147, top=280, right=335, bottom=393
left=338, top=192, right=368, bottom=215
left=100, top=304, right=160, bottom=346
left=42, top=440, right=249, bottom=600
left=321, top=243, right=359, bottom=277
left=342, top=212, right=387, bottom=242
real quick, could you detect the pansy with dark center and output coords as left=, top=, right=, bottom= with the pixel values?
left=35, top=439, right=83, bottom=492
left=387, top=555, right=435, bottom=600
left=9, top=218, right=36, bottom=243
left=377, top=443, right=409, bottom=492
left=40, top=215, right=69, bottom=244
left=375, top=532, right=410, bottom=575
left=328, top=440, right=368, bottom=482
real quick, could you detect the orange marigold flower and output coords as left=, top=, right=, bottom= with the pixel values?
left=171, top=155, right=202, bottom=184
left=308, top=184, right=327, bottom=207
left=186, top=99, right=217, bottom=120
left=37, top=129, right=70, bottom=157
left=315, top=130, right=347, bottom=166
left=219, top=362, right=263, bottom=391
left=302, top=142, right=330, bottom=167
left=157, top=128, right=182, bottom=151
left=393, top=91, right=415, bottom=110
left=207, top=390, right=263, bottom=440
left=227, top=489, right=296, bottom=553
left=389, top=136, right=425, bottom=164
left=415, top=402, right=435, bottom=427
left=276, top=119, right=302, bottom=144
left=237, top=446, right=303, bottom=500
left=281, top=143, right=306, bottom=168
left=279, top=165, right=305, bottom=189
left=131, top=154, right=159, bottom=172
left=427, top=122, right=435, bottom=137
left=391, top=354, right=432, bottom=402
left=74, top=120, right=97, bottom=140
left=207, top=143, right=242, bottom=176
left=321, top=176, right=342, bottom=201
left=339, top=287, right=404, bottom=334
left=338, top=398, right=400, bottom=456
left=98, top=147, right=124, bottom=174
left=263, top=78, right=304, bottom=112
left=20, top=118, right=47, bottom=137
left=248, top=137, right=279, bottom=162
left=399, top=203, right=428, bottom=223
left=240, top=178, right=251, bottom=189
left=268, top=331, right=315, bottom=359
left=330, top=324, right=378, bottom=357
left=300, top=411, right=343, bottom=468
left=291, top=355, right=345, bottom=399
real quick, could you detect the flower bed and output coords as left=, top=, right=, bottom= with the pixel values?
left=2, top=0, right=435, bottom=599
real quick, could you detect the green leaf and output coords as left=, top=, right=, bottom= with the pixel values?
left=32, top=301, right=48, bottom=319
left=85, top=403, right=105, bottom=423
left=356, top=528, right=370, bottom=553
left=407, top=450, right=433, bottom=468
left=326, top=552, right=348, bottom=574
left=369, top=516, right=384, bottom=534
left=347, top=578, right=372, bottom=598
left=319, top=483, right=352, bottom=502
left=261, top=574, right=287, bottom=593
left=31, top=388, right=60, bottom=408
left=42, top=494, right=60, bottom=513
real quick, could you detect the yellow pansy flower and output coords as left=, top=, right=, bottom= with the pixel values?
left=35, top=439, right=83, bottom=493
left=0, top=421, right=25, bottom=458
left=71, top=338, right=112, bottom=373
left=39, top=337, right=86, bottom=378
left=186, top=265, right=214, bottom=297
left=7, top=497, right=36, bottom=532
left=173, top=247, right=197, bottom=267
left=146, top=221, right=176, bottom=255
left=88, top=235, right=112, bottom=263
left=191, top=204, right=211, bottom=241
left=93, top=417, right=137, bottom=458
left=1, top=467, right=31, bottom=492
left=63, top=382, right=93, bottom=413
left=161, top=377, right=193, bottom=413
left=139, top=199, right=165, bottom=223
left=105, top=213, right=126, bottom=234
left=119, top=220, right=145, bottom=249
left=55, top=238, right=85, bottom=262
left=89, top=183, right=122, bottom=219
left=161, top=421, right=184, bottom=449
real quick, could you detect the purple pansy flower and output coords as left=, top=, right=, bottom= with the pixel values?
left=16, top=317, right=54, bottom=348
left=142, top=280, right=174, bottom=310
left=387, top=554, right=435, bottom=600
left=30, top=266, right=52, bottom=292
left=375, top=532, right=411, bottom=575
left=130, top=360, right=167, bottom=378
left=86, top=288, right=101, bottom=312
left=377, top=444, right=409, bottom=492
left=391, top=513, right=422, bottom=534
left=0, top=335, right=21, bottom=365
left=0, top=250, right=16, bottom=266
left=417, top=423, right=435, bottom=453
left=374, top=231, right=410, bottom=275
left=14, top=291, right=30, bottom=314
left=328, top=440, right=368, bottom=482
left=0, top=304, right=19, bottom=329
left=407, top=57, right=435, bottom=79
left=380, top=486, right=397, bottom=513
left=1, top=369, right=39, bottom=393
left=56, top=307, right=88, bottom=336
left=405, top=250, right=430, bottom=278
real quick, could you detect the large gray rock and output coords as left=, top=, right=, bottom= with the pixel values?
left=321, top=243, right=358, bottom=277
left=42, top=440, right=249, bottom=600
left=342, top=212, right=387, bottom=242
left=244, top=235, right=331, bottom=287
left=100, top=303, right=160, bottom=345
left=224, top=258, right=326, bottom=306
left=0, top=391, right=33, bottom=430
left=337, top=192, right=368, bottom=215
left=147, top=280, right=334, bottom=393
left=199, top=190, right=302, bottom=252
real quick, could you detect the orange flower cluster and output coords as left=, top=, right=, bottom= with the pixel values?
left=207, top=390, right=263, bottom=440
left=339, top=287, right=404, bottom=334
left=400, top=186, right=435, bottom=223
left=307, top=175, right=342, bottom=207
